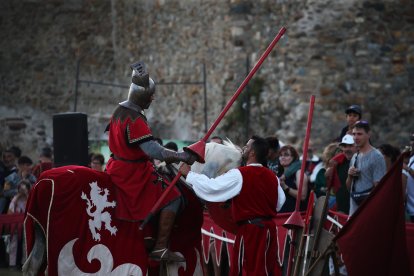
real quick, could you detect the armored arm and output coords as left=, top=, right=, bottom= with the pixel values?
left=139, top=140, right=197, bottom=165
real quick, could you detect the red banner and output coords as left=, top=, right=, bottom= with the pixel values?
left=334, top=155, right=410, bottom=276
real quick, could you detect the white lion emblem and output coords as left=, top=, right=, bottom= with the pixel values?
left=81, top=181, right=118, bottom=241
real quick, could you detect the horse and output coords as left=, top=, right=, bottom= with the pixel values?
left=22, top=141, right=242, bottom=276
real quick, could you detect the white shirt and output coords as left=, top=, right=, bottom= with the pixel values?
left=186, top=163, right=286, bottom=211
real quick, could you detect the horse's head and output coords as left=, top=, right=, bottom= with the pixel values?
left=191, top=140, right=242, bottom=178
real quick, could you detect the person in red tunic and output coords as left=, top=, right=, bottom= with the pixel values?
left=180, top=136, right=284, bottom=276
left=32, top=147, right=54, bottom=179
left=105, top=61, right=197, bottom=262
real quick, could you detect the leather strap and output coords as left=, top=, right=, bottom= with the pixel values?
left=237, top=217, right=273, bottom=228
left=112, top=154, right=147, bottom=163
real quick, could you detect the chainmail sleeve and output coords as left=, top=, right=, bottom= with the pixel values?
left=139, top=140, right=196, bottom=164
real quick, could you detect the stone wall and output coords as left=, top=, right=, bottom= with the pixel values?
left=1, top=0, right=413, bottom=159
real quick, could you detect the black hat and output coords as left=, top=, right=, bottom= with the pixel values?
left=345, top=105, right=362, bottom=116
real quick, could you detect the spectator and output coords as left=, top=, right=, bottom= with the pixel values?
left=164, top=141, right=178, bottom=152
left=32, top=147, right=54, bottom=179
left=210, top=136, right=224, bottom=144
left=2, top=148, right=18, bottom=179
left=311, top=143, right=339, bottom=198
left=325, top=134, right=357, bottom=214
left=278, top=145, right=309, bottom=213
left=403, top=132, right=414, bottom=222
left=7, top=180, right=30, bottom=268
left=4, top=156, right=36, bottom=196
left=378, top=144, right=401, bottom=171
left=0, top=147, right=20, bottom=267
left=266, top=136, right=283, bottom=177
left=346, top=121, right=386, bottom=215
left=337, top=104, right=362, bottom=142
left=179, top=135, right=284, bottom=276
left=7, top=180, right=30, bottom=214
left=378, top=144, right=404, bottom=199
left=9, top=146, right=21, bottom=159
left=90, top=153, right=105, bottom=172
left=300, top=143, right=321, bottom=177
left=0, top=152, right=29, bottom=214
left=0, top=145, right=21, bottom=185
left=0, top=148, right=6, bottom=192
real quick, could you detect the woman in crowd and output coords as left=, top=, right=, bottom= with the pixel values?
left=278, top=145, right=309, bottom=213
left=311, top=143, right=340, bottom=198
left=377, top=144, right=401, bottom=171
left=7, top=180, right=31, bottom=268
left=90, top=153, right=105, bottom=172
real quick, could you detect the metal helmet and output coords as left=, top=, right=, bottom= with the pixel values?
left=123, top=61, right=155, bottom=110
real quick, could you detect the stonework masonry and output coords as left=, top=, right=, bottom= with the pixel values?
left=1, top=0, right=413, bottom=159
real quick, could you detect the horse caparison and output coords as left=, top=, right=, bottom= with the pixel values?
left=23, top=141, right=242, bottom=276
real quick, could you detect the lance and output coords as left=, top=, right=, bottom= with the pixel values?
left=283, top=95, right=316, bottom=276
left=139, top=26, right=287, bottom=230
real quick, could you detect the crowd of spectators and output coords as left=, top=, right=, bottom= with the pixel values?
left=258, top=105, right=413, bottom=220
left=0, top=146, right=51, bottom=269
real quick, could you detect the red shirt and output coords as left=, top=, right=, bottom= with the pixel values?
left=106, top=111, right=180, bottom=221
left=232, top=166, right=279, bottom=222
left=231, top=166, right=281, bottom=276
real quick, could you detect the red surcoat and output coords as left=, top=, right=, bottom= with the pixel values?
left=105, top=107, right=180, bottom=221
left=231, top=166, right=282, bottom=276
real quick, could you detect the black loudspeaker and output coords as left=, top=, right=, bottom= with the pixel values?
left=53, top=112, right=89, bottom=167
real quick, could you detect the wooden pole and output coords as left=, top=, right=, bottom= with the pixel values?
left=285, top=95, right=316, bottom=276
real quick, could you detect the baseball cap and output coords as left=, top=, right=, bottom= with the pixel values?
left=345, top=105, right=362, bottom=116
left=339, top=134, right=354, bottom=146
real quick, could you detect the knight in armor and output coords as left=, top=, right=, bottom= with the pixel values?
left=105, top=61, right=197, bottom=262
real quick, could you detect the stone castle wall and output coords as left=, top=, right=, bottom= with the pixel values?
left=1, top=0, right=413, bottom=159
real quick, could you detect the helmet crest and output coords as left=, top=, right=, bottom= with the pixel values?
left=119, top=61, right=156, bottom=110
left=130, top=61, right=150, bottom=88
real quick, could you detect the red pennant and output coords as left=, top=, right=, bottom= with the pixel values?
left=222, top=231, right=234, bottom=267
left=275, top=225, right=288, bottom=266
left=201, top=228, right=212, bottom=264
left=213, top=232, right=223, bottom=266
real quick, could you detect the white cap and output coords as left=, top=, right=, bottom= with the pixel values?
left=340, top=134, right=354, bottom=145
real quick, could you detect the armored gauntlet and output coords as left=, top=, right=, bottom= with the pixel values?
left=161, top=150, right=197, bottom=165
